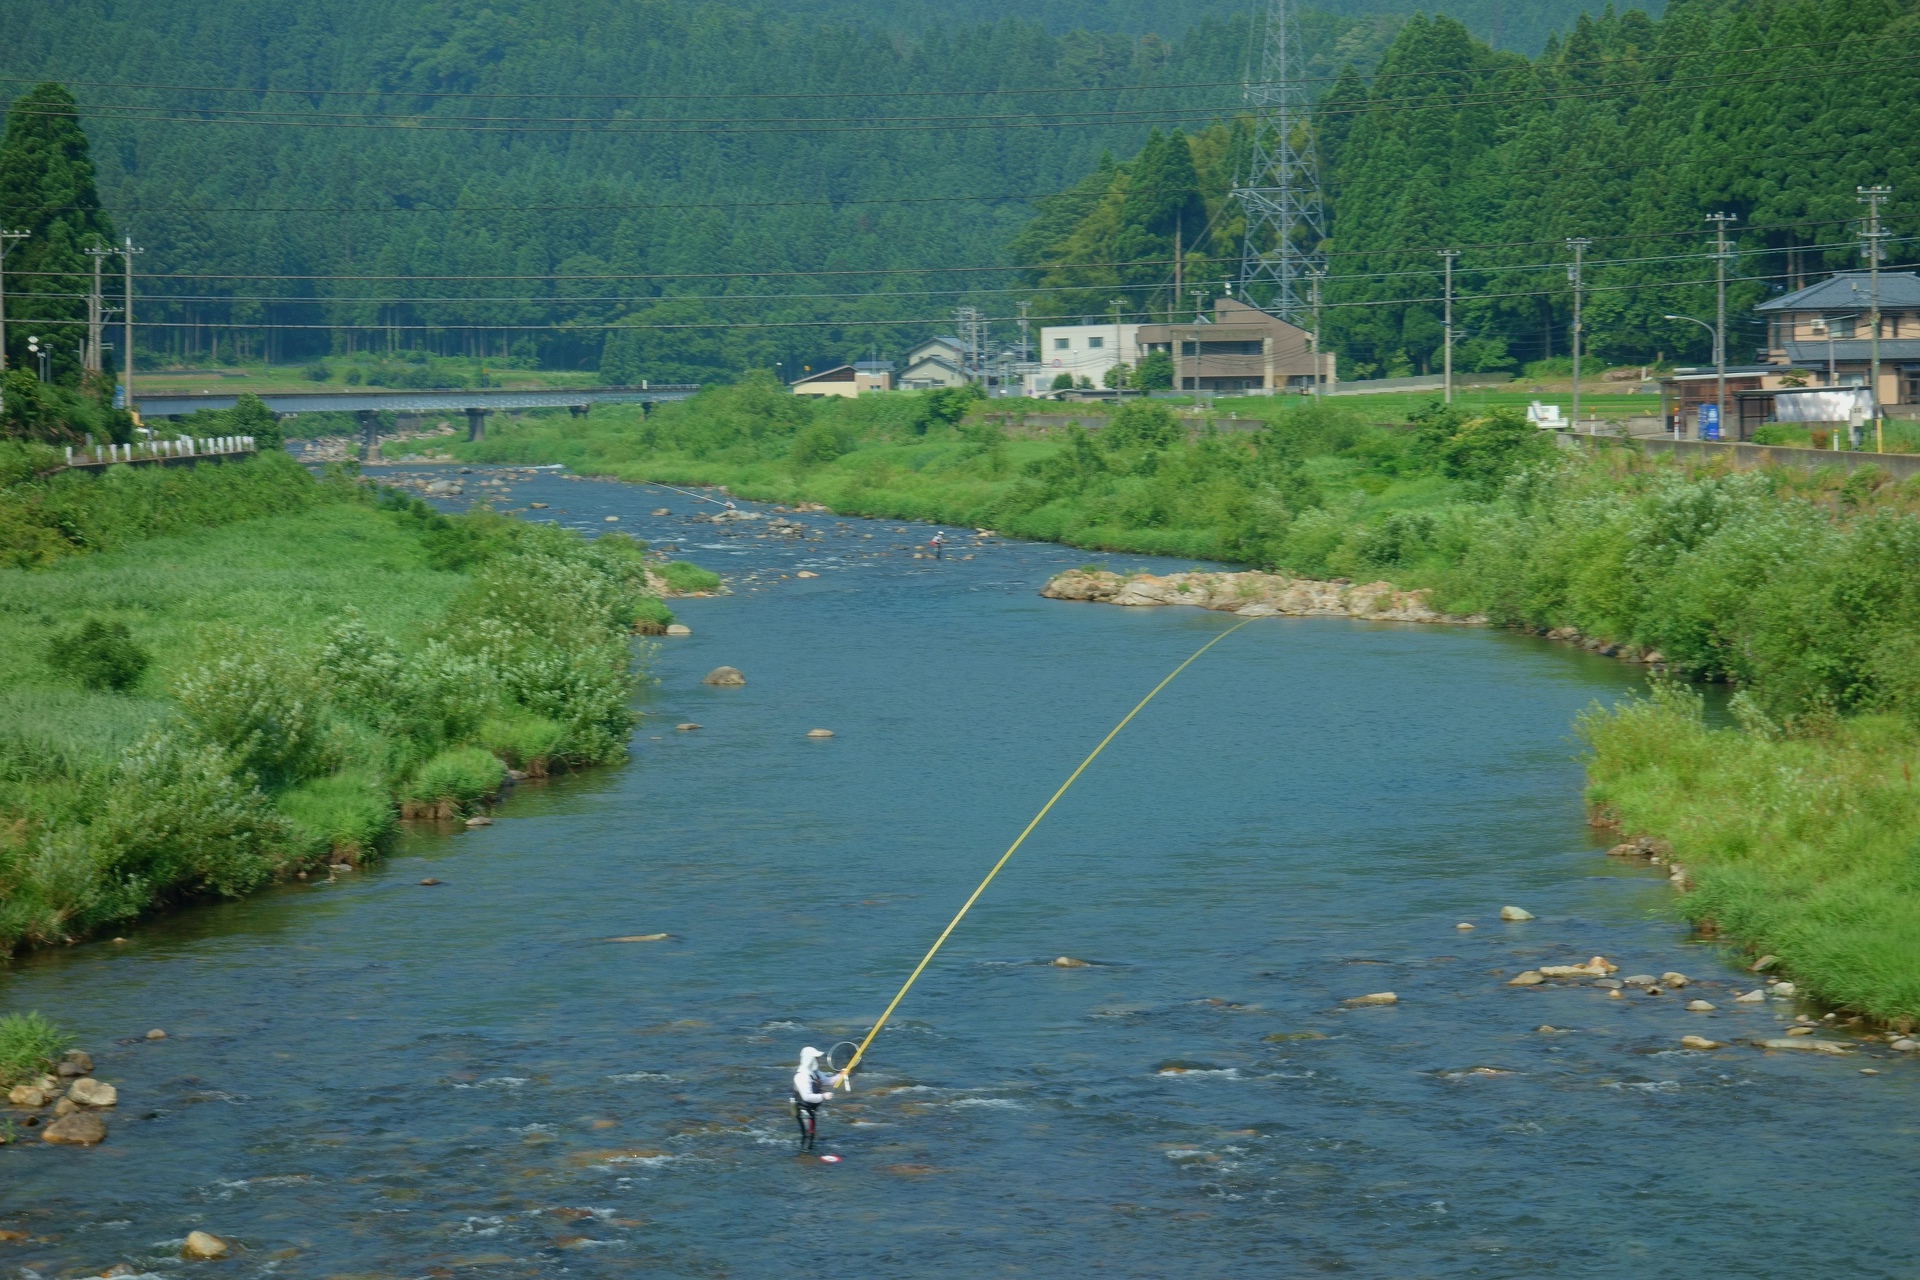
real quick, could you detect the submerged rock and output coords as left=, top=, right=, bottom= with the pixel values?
left=42, top=1111, right=107, bottom=1145
left=1050, top=956, right=1090, bottom=968
left=1344, top=992, right=1398, bottom=1006
left=145, top=1029, right=167, bottom=1040
left=1760, top=1038, right=1849, bottom=1054
left=181, top=1231, right=230, bottom=1260
left=1680, top=1035, right=1724, bottom=1050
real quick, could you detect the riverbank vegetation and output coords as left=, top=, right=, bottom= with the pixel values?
left=458, top=383, right=1920, bottom=1018
left=0, top=456, right=675, bottom=954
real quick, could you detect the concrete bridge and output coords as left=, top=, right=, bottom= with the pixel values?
left=134, top=385, right=700, bottom=456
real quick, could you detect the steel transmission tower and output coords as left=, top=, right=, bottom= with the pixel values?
left=1233, top=0, right=1325, bottom=325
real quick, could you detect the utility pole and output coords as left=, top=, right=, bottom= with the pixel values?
left=0, top=228, right=29, bottom=371
left=119, top=236, right=145, bottom=416
left=1567, top=238, right=1591, bottom=432
left=84, top=245, right=113, bottom=374
left=1309, top=269, right=1325, bottom=396
left=1440, top=249, right=1459, bottom=405
left=1859, top=185, right=1891, bottom=452
left=1707, top=212, right=1736, bottom=443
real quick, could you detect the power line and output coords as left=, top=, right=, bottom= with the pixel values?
left=18, top=261, right=1846, bottom=335
left=5, top=33, right=1908, bottom=102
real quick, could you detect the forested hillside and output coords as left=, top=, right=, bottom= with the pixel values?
left=3, top=0, right=1909, bottom=385
left=1017, top=0, right=1920, bottom=376
left=2, top=0, right=1634, bottom=386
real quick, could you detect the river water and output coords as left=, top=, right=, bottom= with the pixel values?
left=6, top=468, right=1917, bottom=1277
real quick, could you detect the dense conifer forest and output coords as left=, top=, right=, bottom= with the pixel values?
left=1, top=0, right=1914, bottom=382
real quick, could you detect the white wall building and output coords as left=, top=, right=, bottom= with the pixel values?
left=1026, top=322, right=1141, bottom=395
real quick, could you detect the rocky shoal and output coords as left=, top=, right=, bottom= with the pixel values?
left=1039, top=568, right=1484, bottom=625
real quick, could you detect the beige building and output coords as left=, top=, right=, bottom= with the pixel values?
left=791, top=363, right=892, bottom=398
left=1135, top=297, right=1332, bottom=394
left=1756, top=270, right=1920, bottom=407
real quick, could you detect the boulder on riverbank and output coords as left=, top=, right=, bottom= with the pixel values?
left=1039, top=569, right=1484, bottom=626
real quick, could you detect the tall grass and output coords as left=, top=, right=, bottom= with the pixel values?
left=0, top=489, right=679, bottom=952
left=1584, top=686, right=1920, bottom=1024
left=0, top=1011, right=73, bottom=1087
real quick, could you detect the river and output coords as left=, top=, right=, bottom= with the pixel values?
left=5, top=468, right=1916, bottom=1276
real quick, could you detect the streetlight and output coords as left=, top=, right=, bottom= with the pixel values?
left=26, top=334, right=48, bottom=382
left=1664, top=314, right=1720, bottom=439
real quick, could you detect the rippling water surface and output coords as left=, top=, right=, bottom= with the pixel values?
left=6, top=468, right=1917, bottom=1277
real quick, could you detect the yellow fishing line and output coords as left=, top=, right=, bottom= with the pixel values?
left=833, top=614, right=1264, bottom=1087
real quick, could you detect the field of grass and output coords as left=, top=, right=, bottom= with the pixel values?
left=0, top=456, right=679, bottom=955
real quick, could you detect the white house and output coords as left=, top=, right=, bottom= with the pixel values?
left=1028, top=322, right=1141, bottom=394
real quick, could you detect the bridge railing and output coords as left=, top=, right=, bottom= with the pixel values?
left=64, top=435, right=257, bottom=469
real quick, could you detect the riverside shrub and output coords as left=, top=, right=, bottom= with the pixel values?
left=46, top=619, right=151, bottom=692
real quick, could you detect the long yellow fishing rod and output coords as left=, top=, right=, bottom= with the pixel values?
left=832, top=614, right=1264, bottom=1088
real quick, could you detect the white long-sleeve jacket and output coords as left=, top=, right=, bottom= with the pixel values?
left=793, top=1062, right=832, bottom=1105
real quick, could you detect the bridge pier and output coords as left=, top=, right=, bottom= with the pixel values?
left=357, top=410, right=380, bottom=461
left=466, top=407, right=487, bottom=441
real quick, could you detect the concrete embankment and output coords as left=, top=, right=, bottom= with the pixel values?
left=1039, top=568, right=1485, bottom=625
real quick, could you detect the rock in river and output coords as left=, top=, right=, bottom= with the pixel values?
left=68, top=1078, right=117, bottom=1107
left=702, top=666, right=746, bottom=686
left=1050, top=956, right=1089, bottom=968
left=806, top=728, right=835, bottom=738
left=1760, top=1038, right=1849, bottom=1054
left=1507, top=971, right=1546, bottom=986
left=665, top=624, right=692, bottom=636
left=1680, top=1035, right=1724, bottom=1050
left=1661, top=972, right=1689, bottom=988
left=1499, top=906, right=1535, bottom=921
left=181, top=1231, right=230, bottom=1260
left=7, top=1085, right=46, bottom=1107
left=1734, top=989, right=1766, bottom=1003
left=63, top=1050, right=93, bottom=1074
left=1345, top=992, right=1398, bottom=1006
left=41, top=1111, right=107, bottom=1145
left=1686, top=1000, right=1717, bottom=1012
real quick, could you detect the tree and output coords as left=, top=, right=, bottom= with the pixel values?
left=0, top=84, right=115, bottom=383
left=1132, top=350, right=1174, bottom=390
left=226, top=393, right=284, bottom=451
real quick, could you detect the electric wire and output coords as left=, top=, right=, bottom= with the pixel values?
left=5, top=32, right=1910, bottom=101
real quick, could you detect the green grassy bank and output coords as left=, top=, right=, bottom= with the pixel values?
left=448, top=379, right=1920, bottom=1022
left=0, top=452, right=676, bottom=957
